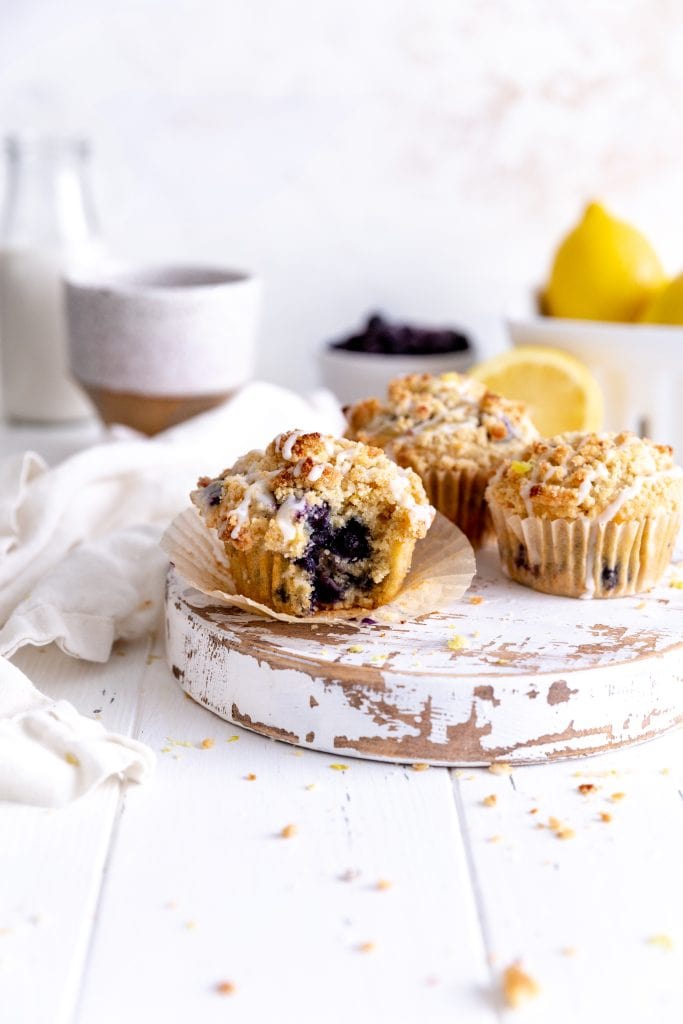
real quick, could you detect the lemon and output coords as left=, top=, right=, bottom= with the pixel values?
left=639, top=272, right=683, bottom=324
left=470, top=346, right=603, bottom=436
left=545, top=201, right=665, bottom=322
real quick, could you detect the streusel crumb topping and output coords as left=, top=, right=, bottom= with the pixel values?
left=345, top=373, right=539, bottom=474
left=191, top=430, right=434, bottom=556
left=487, top=431, right=683, bottom=522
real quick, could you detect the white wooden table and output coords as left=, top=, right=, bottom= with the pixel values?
left=2, top=422, right=683, bottom=1024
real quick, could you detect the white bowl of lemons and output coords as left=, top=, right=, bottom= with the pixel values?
left=501, top=202, right=683, bottom=454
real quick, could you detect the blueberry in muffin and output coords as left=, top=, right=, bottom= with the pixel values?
left=191, top=430, right=435, bottom=616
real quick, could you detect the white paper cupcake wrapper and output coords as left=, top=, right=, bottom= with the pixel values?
left=489, top=505, right=681, bottom=599
left=161, top=508, right=475, bottom=623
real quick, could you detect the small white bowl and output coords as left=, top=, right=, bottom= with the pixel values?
left=319, top=346, right=475, bottom=406
left=507, top=303, right=683, bottom=454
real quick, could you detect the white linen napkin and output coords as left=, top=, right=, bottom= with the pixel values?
left=0, top=382, right=344, bottom=807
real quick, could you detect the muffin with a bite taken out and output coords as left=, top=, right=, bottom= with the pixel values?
left=191, top=430, right=434, bottom=616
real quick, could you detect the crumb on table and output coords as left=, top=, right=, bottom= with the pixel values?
left=501, top=961, right=540, bottom=1008
left=216, top=981, right=236, bottom=996
left=482, top=794, right=497, bottom=808
left=447, top=633, right=469, bottom=652
left=548, top=816, right=575, bottom=839
left=280, top=824, right=297, bottom=839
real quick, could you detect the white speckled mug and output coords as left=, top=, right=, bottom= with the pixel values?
left=64, top=264, right=261, bottom=434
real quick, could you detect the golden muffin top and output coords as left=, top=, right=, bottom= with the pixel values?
left=345, top=372, right=539, bottom=473
left=486, top=431, right=683, bottom=523
left=191, top=429, right=434, bottom=557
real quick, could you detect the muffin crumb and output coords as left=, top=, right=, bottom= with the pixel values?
left=501, top=961, right=540, bottom=1008
left=216, top=981, right=236, bottom=996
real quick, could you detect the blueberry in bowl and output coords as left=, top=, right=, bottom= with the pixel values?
left=320, top=313, right=476, bottom=405
left=332, top=313, right=471, bottom=357
left=191, top=430, right=435, bottom=616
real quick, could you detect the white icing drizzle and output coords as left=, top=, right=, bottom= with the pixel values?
left=307, top=464, right=325, bottom=482
left=576, top=469, right=597, bottom=506
left=333, top=448, right=355, bottom=475
left=275, top=494, right=306, bottom=542
left=230, top=476, right=276, bottom=539
left=389, top=469, right=435, bottom=529
left=520, top=479, right=535, bottom=519
left=281, top=430, right=304, bottom=461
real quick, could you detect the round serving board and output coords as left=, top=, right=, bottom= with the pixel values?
left=164, top=550, right=683, bottom=765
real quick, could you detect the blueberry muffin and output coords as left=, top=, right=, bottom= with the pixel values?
left=486, top=431, right=683, bottom=598
left=191, top=430, right=435, bottom=616
left=345, top=373, right=539, bottom=546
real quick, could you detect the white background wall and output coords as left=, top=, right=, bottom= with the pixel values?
left=1, top=0, right=682, bottom=390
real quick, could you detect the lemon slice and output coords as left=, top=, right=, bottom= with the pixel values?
left=469, top=346, right=603, bottom=436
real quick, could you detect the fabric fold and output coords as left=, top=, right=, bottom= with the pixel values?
left=0, top=382, right=344, bottom=807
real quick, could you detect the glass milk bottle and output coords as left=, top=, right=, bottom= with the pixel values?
left=0, top=136, right=101, bottom=421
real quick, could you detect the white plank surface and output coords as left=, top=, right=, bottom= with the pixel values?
left=0, top=639, right=151, bottom=1024
left=453, top=731, right=683, bottom=1022
left=77, top=640, right=496, bottom=1024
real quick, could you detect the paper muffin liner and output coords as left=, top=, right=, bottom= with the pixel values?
left=161, top=508, right=476, bottom=623
left=223, top=537, right=416, bottom=614
left=488, top=503, right=682, bottom=599
left=419, top=465, right=494, bottom=548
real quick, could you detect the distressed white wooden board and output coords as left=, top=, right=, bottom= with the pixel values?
left=0, top=638, right=151, bottom=1024
left=165, top=550, right=683, bottom=765
left=77, top=643, right=496, bottom=1024
left=452, top=730, right=683, bottom=1022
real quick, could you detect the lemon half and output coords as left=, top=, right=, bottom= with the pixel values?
left=470, top=346, right=603, bottom=437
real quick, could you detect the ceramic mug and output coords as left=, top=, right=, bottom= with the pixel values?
left=64, top=263, right=261, bottom=434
